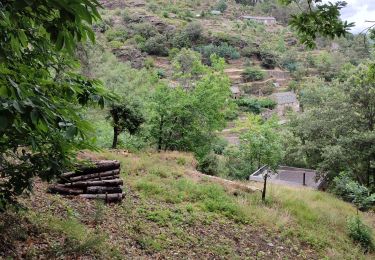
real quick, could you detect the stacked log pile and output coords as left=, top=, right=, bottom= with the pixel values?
left=48, top=160, right=124, bottom=203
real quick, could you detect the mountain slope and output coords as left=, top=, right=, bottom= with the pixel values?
left=1, top=150, right=374, bottom=259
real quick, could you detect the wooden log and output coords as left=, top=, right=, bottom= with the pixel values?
left=61, top=160, right=120, bottom=178
left=76, top=160, right=121, bottom=175
left=63, top=179, right=123, bottom=188
left=67, top=169, right=120, bottom=182
left=85, top=174, right=120, bottom=181
left=86, top=186, right=122, bottom=194
left=79, top=193, right=124, bottom=202
left=48, top=185, right=84, bottom=195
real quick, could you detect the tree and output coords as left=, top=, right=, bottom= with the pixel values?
left=240, top=115, right=283, bottom=201
left=0, top=0, right=109, bottom=209
left=149, top=55, right=231, bottom=158
left=109, top=103, right=144, bottom=149
left=240, top=115, right=283, bottom=171
left=285, top=63, right=375, bottom=188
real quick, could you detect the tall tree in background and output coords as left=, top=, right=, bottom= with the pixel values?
left=286, top=64, right=375, bottom=188
left=149, top=55, right=231, bottom=158
left=109, top=103, right=144, bottom=149
left=0, top=0, right=110, bottom=209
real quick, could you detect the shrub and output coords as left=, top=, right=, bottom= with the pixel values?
left=132, top=22, right=158, bottom=39
left=172, top=31, right=192, bottom=49
left=198, top=153, right=220, bottom=176
left=241, top=46, right=257, bottom=58
left=242, top=67, right=265, bottom=81
left=172, top=48, right=205, bottom=76
left=133, top=34, right=146, bottom=45
left=144, top=57, right=154, bottom=69
left=93, top=20, right=109, bottom=33
left=183, top=22, right=203, bottom=42
left=105, top=27, right=128, bottom=42
left=212, top=137, right=228, bottom=155
left=216, top=0, right=228, bottom=13
left=347, top=216, right=374, bottom=252
left=109, top=40, right=123, bottom=49
left=195, top=43, right=240, bottom=63
left=172, top=22, right=203, bottom=49
left=260, top=51, right=278, bottom=69
left=333, top=172, right=375, bottom=211
left=235, top=97, right=276, bottom=114
left=142, top=35, right=169, bottom=56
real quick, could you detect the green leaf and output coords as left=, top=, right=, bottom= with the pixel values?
left=0, top=115, right=9, bottom=130
left=30, top=109, right=39, bottom=125
left=12, top=101, right=23, bottom=113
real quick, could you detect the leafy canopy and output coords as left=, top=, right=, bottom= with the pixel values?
left=0, top=0, right=110, bottom=209
left=279, top=0, right=354, bottom=48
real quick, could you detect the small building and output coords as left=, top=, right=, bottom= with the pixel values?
left=271, top=91, right=299, bottom=116
left=230, top=86, right=241, bottom=99
left=249, top=166, right=326, bottom=190
left=241, top=16, right=276, bottom=25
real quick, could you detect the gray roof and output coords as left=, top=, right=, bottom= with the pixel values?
left=242, top=16, right=276, bottom=20
left=271, top=92, right=298, bottom=105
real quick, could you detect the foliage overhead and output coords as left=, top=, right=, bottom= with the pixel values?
left=279, top=0, right=354, bottom=48
left=0, top=0, right=110, bottom=209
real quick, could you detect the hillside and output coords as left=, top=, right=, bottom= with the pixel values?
left=1, top=0, right=374, bottom=259
left=1, top=150, right=374, bottom=259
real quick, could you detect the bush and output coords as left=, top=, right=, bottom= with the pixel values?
left=109, top=40, right=123, bottom=49
left=236, top=97, right=276, bottom=114
left=216, top=0, right=228, bottom=13
left=347, top=216, right=374, bottom=252
left=242, top=67, right=265, bottom=82
left=132, top=22, right=158, bottom=39
left=195, top=43, right=240, bottom=63
left=333, top=173, right=375, bottom=211
left=260, top=51, right=278, bottom=69
left=212, top=138, right=228, bottom=155
left=105, top=27, right=128, bottom=42
left=183, top=22, right=203, bottom=42
left=198, top=153, right=220, bottom=176
left=93, top=20, right=110, bottom=33
left=172, top=22, right=203, bottom=49
left=172, top=48, right=205, bottom=76
left=241, top=46, right=258, bottom=58
left=142, top=35, right=169, bottom=56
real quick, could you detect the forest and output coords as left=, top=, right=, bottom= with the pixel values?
left=0, top=0, right=374, bottom=258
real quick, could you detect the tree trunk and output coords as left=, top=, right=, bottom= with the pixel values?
left=157, top=116, right=164, bottom=151
left=262, top=173, right=268, bottom=202
left=48, top=185, right=84, bottom=195
left=112, top=125, right=119, bottom=149
left=68, top=169, right=120, bottom=182
left=63, top=179, right=123, bottom=187
left=79, top=193, right=124, bottom=202
left=86, top=186, right=123, bottom=194
left=86, top=174, right=120, bottom=181
left=60, top=160, right=120, bottom=178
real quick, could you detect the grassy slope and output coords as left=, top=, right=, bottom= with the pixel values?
left=1, top=150, right=374, bottom=259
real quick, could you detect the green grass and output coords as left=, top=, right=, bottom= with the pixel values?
left=103, top=150, right=374, bottom=259
left=4, top=150, right=373, bottom=259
